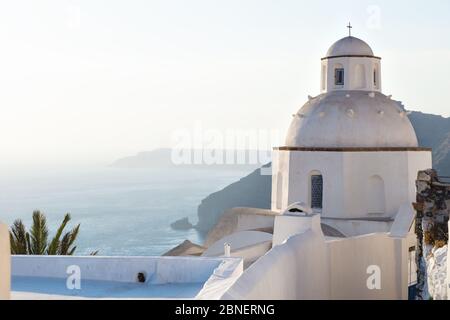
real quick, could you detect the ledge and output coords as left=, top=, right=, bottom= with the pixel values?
left=321, top=54, right=382, bottom=60
left=274, top=147, right=432, bottom=152
left=322, top=216, right=394, bottom=222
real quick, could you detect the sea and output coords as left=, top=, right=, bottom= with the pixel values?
left=0, top=166, right=251, bottom=256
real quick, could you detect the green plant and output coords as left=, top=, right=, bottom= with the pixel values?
left=9, top=210, right=95, bottom=256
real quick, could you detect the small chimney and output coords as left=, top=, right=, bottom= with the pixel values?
left=224, top=243, right=231, bottom=257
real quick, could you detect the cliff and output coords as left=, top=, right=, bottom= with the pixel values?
left=409, top=111, right=450, bottom=176
left=195, top=164, right=272, bottom=233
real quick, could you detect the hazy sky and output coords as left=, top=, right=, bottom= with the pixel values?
left=0, top=0, right=449, bottom=168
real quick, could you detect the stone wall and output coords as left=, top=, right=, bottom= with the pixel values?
left=414, top=169, right=450, bottom=300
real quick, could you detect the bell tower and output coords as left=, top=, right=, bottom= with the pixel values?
left=320, top=26, right=382, bottom=93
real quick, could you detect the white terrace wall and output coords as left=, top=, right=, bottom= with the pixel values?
left=0, top=223, right=11, bottom=300
left=221, top=229, right=330, bottom=300
left=12, top=255, right=234, bottom=284
left=327, top=233, right=411, bottom=299
left=12, top=255, right=243, bottom=300
left=222, top=224, right=412, bottom=299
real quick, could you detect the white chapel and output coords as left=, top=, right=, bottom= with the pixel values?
left=271, top=31, right=432, bottom=237
left=206, top=30, right=436, bottom=300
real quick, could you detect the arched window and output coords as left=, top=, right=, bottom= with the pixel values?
left=368, top=175, right=385, bottom=214
left=335, top=68, right=344, bottom=85
left=373, top=64, right=380, bottom=89
left=334, top=64, right=344, bottom=86
left=310, top=173, right=323, bottom=210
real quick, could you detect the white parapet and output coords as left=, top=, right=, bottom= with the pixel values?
left=11, top=255, right=243, bottom=300
left=224, top=210, right=414, bottom=299
left=0, top=223, right=11, bottom=300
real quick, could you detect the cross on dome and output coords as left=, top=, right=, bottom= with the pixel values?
left=347, top=22, right=352, bottom=37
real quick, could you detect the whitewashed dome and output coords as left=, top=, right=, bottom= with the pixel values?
left=285, top=91, right=419, bottom=148
left=326, top=36, right=374, bottom=57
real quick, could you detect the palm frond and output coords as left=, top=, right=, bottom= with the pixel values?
left=66, top=224, right=80, bottom=255
left=9, top=219, right=28, bottom=254
left=47, top=213, right=71, bottom=255
left=9, top=211, right=91, bottom=256
left=29, top=210, right=49, bottom=255
left=26, top=232, right=31, bottom=255
left=58, top=232, right=71, bottom=255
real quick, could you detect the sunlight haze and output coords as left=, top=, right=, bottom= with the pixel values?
left=0, top=0, right=449, bottom=168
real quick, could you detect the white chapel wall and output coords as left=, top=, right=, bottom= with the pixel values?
left=273, top=150, right=431, bottom=220
left=271, top=150, right=290, bottom=211
left=323, top=57, right=381, bottom=92
left=286, top=151, right=345, bottom=216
